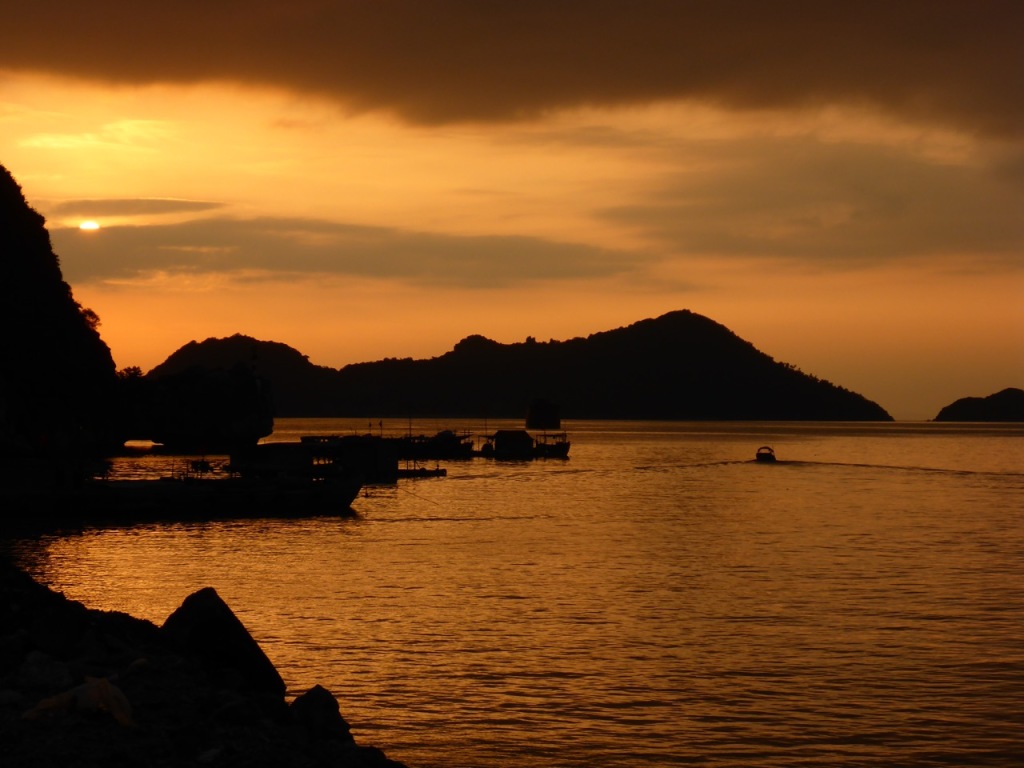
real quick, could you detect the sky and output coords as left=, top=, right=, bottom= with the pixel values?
left=1, top=1, right=1021, bottom=420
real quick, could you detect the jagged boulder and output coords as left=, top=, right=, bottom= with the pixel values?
left=161, top=586, right=285, bottom=698
left=291, top=684, right=354, bottom=742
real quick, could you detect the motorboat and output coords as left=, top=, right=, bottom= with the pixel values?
left=755, top=446, right=777, bottom=462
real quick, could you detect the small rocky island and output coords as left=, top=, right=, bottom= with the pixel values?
left=933, top=387, right=1024, bottom=422
left=1, top=557, right=407, bottom=767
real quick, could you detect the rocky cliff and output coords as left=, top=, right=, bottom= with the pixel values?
left=0, top=163, right=120, bottom=485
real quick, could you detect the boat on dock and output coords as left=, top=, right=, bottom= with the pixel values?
left=478, top=429, right=571, bottom=460
left=387, top=429, right=474, bottom=460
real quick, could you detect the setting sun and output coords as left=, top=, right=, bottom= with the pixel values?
left=79, top=220, right=100, bottom=230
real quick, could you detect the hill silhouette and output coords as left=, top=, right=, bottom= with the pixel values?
left=149, top=335, right=338, bottom=418
left=149, top=311, right=893, bottom=421
left=934, top=388, right=1024, bottom=422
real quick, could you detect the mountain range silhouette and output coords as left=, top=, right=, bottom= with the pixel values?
left=148, top=311, right=894, bottom=421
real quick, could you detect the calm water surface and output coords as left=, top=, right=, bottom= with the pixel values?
left=7, top=421, right=1024, bottom=767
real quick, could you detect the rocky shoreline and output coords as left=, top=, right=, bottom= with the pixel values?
left=0, top=556, right=409, bottom=767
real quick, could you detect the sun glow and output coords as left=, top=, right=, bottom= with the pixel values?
left=79, top=220, right=100, bottom=230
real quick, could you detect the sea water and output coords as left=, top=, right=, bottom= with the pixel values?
left=7, top=420, right=1023, bottom=767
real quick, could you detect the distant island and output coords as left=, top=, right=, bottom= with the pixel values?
left=146, top=311, right=894, bottom=422
left=933, top=388, right=1024, bottom=422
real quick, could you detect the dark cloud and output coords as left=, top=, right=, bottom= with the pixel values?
left=50, top=216, right=637, bottom=287
left=50, top=199, right=224, bottom=216
left=601, top=138, right=1024, bottom=265
left=1, top=1, right=1020, bottom=136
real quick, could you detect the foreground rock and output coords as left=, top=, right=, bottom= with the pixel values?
left=0, top=558, right=407, bottom=767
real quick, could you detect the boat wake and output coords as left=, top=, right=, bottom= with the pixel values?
left=635, top=459, right=1021, bottom=479
left=754, top=459, right=1022, bottom=478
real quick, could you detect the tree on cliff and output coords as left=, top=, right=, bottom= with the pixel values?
left=0, top=163, right=120, bottom=486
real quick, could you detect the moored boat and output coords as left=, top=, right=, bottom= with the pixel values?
left=533, top=431, right=571, bottom=459
left=478, top=429, right=571, bottom=460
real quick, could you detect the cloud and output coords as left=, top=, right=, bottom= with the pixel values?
left=601, top=138, right=1024, bottom=266
left=50, top=198, right=225, bottom=217
left=51, top=216, right=639, bottom=287
left=20, top=120, right=173, bottom=150
left=1, top=1, right=1020, bottom=136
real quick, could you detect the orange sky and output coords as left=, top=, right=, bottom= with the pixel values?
left=2, top=2, right=1021, bottom=420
